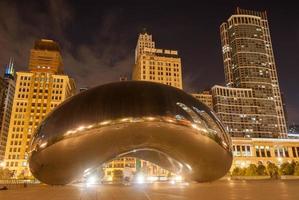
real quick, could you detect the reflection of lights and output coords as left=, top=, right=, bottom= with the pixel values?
left=277, top=157, right=283, bottom=162
left=147, top=176, right=158, bottom=182
left=100, top=121, right=111, bottom=125
left=146, top=117, right=155, bottom=121
left=175, top=175, right=183, bottom=182
left=87, top=125, right=93, bottom=129
left=240, top=162, right=246, bottom=168
left=39, top=142, right=47, bottom=148
left=136, top=174, right=145, bottom=184
left=84, top=168, right=91, bottom=174
left=166, top=118, right=174, bottom=123
left=121, top=118, right=129, bottom=122
left=86, top=176, right=97, bottom=185
left=192, top=124, right=198, bottom=129
left=185, top=163, right=192, bottom=172
left=170, top=180, right=176, bottom=185
left=0, top=161, right=4, bottom=167
left=66, top=130, right=74, bottom=135
left=77, top=126, right=85, bottom=131
left=222, top=141, right=228, bottom=148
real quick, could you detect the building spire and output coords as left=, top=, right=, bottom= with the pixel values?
left=5, top=57, right=15, bottom=80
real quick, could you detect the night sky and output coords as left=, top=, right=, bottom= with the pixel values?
left=0, top=1, right=298, bottom=124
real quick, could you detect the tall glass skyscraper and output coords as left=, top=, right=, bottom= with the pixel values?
left=219, top=8, right=287, bottom=138
left=0, top=59, right=15, bottom=163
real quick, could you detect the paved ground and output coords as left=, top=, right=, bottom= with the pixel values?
left=0, top=180, right=299, bottom=200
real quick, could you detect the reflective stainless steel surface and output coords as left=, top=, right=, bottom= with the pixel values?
left=29, top=81, right=232, bottom=185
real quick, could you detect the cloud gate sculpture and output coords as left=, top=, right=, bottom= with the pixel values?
left=29, top=81, right=232, bottom=185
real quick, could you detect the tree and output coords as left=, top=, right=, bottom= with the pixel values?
left=294, top=162, right=299, bottom=176
left=245, top=164, right=258, bottom=176
left=232, top=167, right=245, bottom=176
left=279, top=162, right=295, bottom=175
left=0, top=168, right=13, bottom=179
left=266, top=162, right=279, bottom=178
left=257, top=163, right=267, bottom=176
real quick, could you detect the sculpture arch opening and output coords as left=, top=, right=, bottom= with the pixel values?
left=29, top=81, right=232, bottom=185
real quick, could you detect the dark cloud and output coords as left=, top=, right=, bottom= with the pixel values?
left=0, top=0, right=133, bottom=88
left=0, top=0, right=298, bottom=124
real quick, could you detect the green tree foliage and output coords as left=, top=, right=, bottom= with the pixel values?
left=257, top=163, right=267, bottom=175
left=0, top=168, right=13, bottom=179
left=279, top=162, right=295, bottom=175
left=245, top=164, right=258, bottom=176
left=294, top=162, right=299, bottom=176
left=232, top=167, right=245, bottom=176
left=266, top=162, right=279, bottom=178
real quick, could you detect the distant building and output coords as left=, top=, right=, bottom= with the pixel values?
left=4, top=39, right=76, bottom=176
left=289, top=124, right=299, bottom=134
left=191, top=91, right=213, bottom=109
left=211, top=85, right=258, bottom=138
left=132, top=30, right=183, bottom=89
left=220, top=8, right=287, bottom=138
left=0, top=59, right=15, bottom=162
left=231, top=137, right=299, bottom=169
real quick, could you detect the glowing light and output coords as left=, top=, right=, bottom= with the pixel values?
left=175, top=175, right=183, bottom=182
left=192, top=124, right=198, bottom=129
left=0, top=161, right=4, bottom=168
left=39, top=142, right=47, bottom=148
left=240, top=162, right=246, bottom=168
left=121, top=118, right=129, bottom=122
left=136, top=174, right=145, bottom=184
left=84, top=168, right=91, bottom=174
left=100, top=121, right=111, bottom=125
left=146, top=117, right=155, bottom=121
left=167, top=119, right=174, bottom=123
left=77, top=126, right=85, bottom=131
left=86, top=176, right=97, bottom=185
left=147, top=176, right=158, bottom=182
left=87, top=125, right=93, bottom=129
left=185, top=163, right=192, bottom=172
left=170, top=180, right=176, bottom=184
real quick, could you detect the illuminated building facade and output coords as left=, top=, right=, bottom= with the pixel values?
left=231, top=137, right=299, bottom=169
left=220, top=8, right=287, bottom=138
left=191, top=91, right=213, bottom=109
left=0, top=59, right=16, bottom=162
left=102, top=157, right=169, bottom=181
left=4, top=39, right=76, bottom=176
left=211, top=85, right=258, bottom=137
left=132, top=31, right=183, bottom=89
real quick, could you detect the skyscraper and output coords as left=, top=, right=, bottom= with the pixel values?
left=132, top=30, right=183, bottom=89
left=4, top=39, right=76, bottom=176
left=0, top=58, right=15, bottom=163
left=219, top=8, right=287, bottom=138
left=211, top=85, right=257, bottom=137
left=191, top=91, right=213, bottom=110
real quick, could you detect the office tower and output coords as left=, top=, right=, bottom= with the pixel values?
left=191, top=91, right=213, bottom=109
left=4, top=39, right=76, bottom=176
left=132, top=30, right=183, bottom=89
left=211, top=85, right=258, bottom=137
left=220, top=8, right=287, bottom=138
left=0, top=59, right=16, bottom=163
